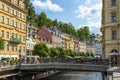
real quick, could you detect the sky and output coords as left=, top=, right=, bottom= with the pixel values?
left=30, top=0, right=102, bottom=34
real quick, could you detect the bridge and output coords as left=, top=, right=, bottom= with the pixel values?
left=0, top=58, right=117, bottom=80
left=20, top=63, right=108, bottom=72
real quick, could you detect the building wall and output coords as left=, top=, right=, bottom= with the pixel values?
left=64, top=34, right=74, bottom=51
left=93, top=42, right=102, bottom=55
left=79, top=41, right=87, bottom=53
left=101, top=0, right=120, bottom=57
left=74, top=39, right=79, bottom=52
left=26, top=23, right=37, bottom=55
left=0, top=0, right=27, bottom=58
left=37, top=26, right=53, bottom=48
left=49, top=27, right=62, bottom=48
left=52, top=35, right=62, bottom=48
left=61, top=34, right=65, bottom=49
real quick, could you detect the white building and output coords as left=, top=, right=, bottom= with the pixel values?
left=26, top=23, right=37, bottom=56
left=93, top=41, right=102, bottom=56
left=79, top=41, right=87, bottom=53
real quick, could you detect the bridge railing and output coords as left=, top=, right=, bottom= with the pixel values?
left=0, top=59, right=19, bottom=67
left=20, top=57, right=110, bottom=66
left=0, top=57, right=117, bottom=68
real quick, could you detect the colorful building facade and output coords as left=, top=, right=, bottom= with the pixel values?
left=0, top=0, right=27, bottom=58
left=49, top=27, right=62, bottom=48
left=74, top=38, right=79, bottom=52
left=64, top=34, right=74, bottom=51
left=37, top=26, right=53, bottom=48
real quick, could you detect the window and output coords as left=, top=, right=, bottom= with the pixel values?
left=111, top=13, right=117, bottom=22
left=12, top=20, right=14, bottom=26
left=12, top=45, right=14, bottom=51
left=111, top=0, right=116, bottom=6
left=7, top=32, right=9, bottom=38
left=15, top=21, right=17, bottom=27
left=20, top=23, right=22, bottom=29
left=23, top=47, right=25, bottom=52
left=16, top=46, right=17, bottom=52
left=12, top=33, right=14, bottom=38
left=20, top=35, right=22, bottom=40
left=1, top=30, right=4, bottom=37
left=23, top=24, right=25, bottom=30
left=6, top=18, right=9, bottom=24
left=112, top=30, right=117, bottom=40
left=12, top=9, right=14, bottom=15
left=16, top=11, right=17, bottom=16
left=6, top=7, right=9, bottom=12
left=7, top=44, right=9, bottom=51
left=1, top=16, right=4, bottom=23
left=2, top=4, right=4, bottom=10
left=20, top=13, right=22, bottom=18
left=28, top=28, right=30, bottom=33
left=19, top=46, right=21, bottom=53
left=28, top=34, right=30, bottom=38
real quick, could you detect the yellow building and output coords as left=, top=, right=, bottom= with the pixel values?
left=0, top=0, right=27, bottom=58
left=101, top=0, right=120, bottom=57
left=64, top=34, right=74, bottom=51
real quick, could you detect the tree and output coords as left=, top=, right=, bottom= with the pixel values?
left=32, top=43, right=49, bottom=58
left=56, top=47, right=66, bottom=58
left=77, top=26, right=90, bottom=41
left=66, top=50, right=75, bottom=57
left=37, top=12, right=47, bottom=29
left=49, top=47, right=59, bottom=58
left=24, top=0, right=36, bottom=25
left=0, top=37, right=4, bottom=50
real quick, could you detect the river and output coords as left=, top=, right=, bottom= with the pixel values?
left=42, top=71, right=103, bottom=80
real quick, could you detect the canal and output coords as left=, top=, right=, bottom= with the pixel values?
left=42, top=71, right=103, bottom=80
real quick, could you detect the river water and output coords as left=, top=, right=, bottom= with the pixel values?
left=43, top=72, right=103, bottom=80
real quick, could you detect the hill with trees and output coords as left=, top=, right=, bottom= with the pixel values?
left=24, top=0, right=90, bottom=41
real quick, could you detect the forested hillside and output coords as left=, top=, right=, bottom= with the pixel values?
left=24, top=0, right=90, bottom=41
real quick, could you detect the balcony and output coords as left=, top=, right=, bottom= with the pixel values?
left=10, top=38, right=21, bottom=43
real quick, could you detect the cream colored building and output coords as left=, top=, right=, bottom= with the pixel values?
left=79, top=41, right=87, bottom=53
left=26, top=23, right=37, bottom=56
left=101, top=0, right=120, bottom=57
left=0, top=0, right=27, bottom=58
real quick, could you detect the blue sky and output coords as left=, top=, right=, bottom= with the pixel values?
left=30, top=0, right=102, bottom=34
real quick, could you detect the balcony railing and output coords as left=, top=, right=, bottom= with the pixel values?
left=11, top=38, right=21, bottom=43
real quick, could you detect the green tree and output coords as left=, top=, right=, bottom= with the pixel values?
left=49, top=47, right=59, bottom=58
left=24, top=0, right=36, bottom=25
left=37, top=12, right=47, bottom=29
left=66, top=50, right=75, bottom=57
left=0, top=37, right=4, bottom=50
left=77, top=26, right=90, bottom=41
left=56, top=47, right=66, bottom=58
left=32, top=43, right=49, bottom=58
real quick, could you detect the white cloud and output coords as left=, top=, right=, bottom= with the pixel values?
left=86, top=0, right=91, bottom=4
left=32, top=0, right=63, bottom=12
left=75, top=3, right=102, bottom=19
left=77, top=21, right=101, bottom=34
